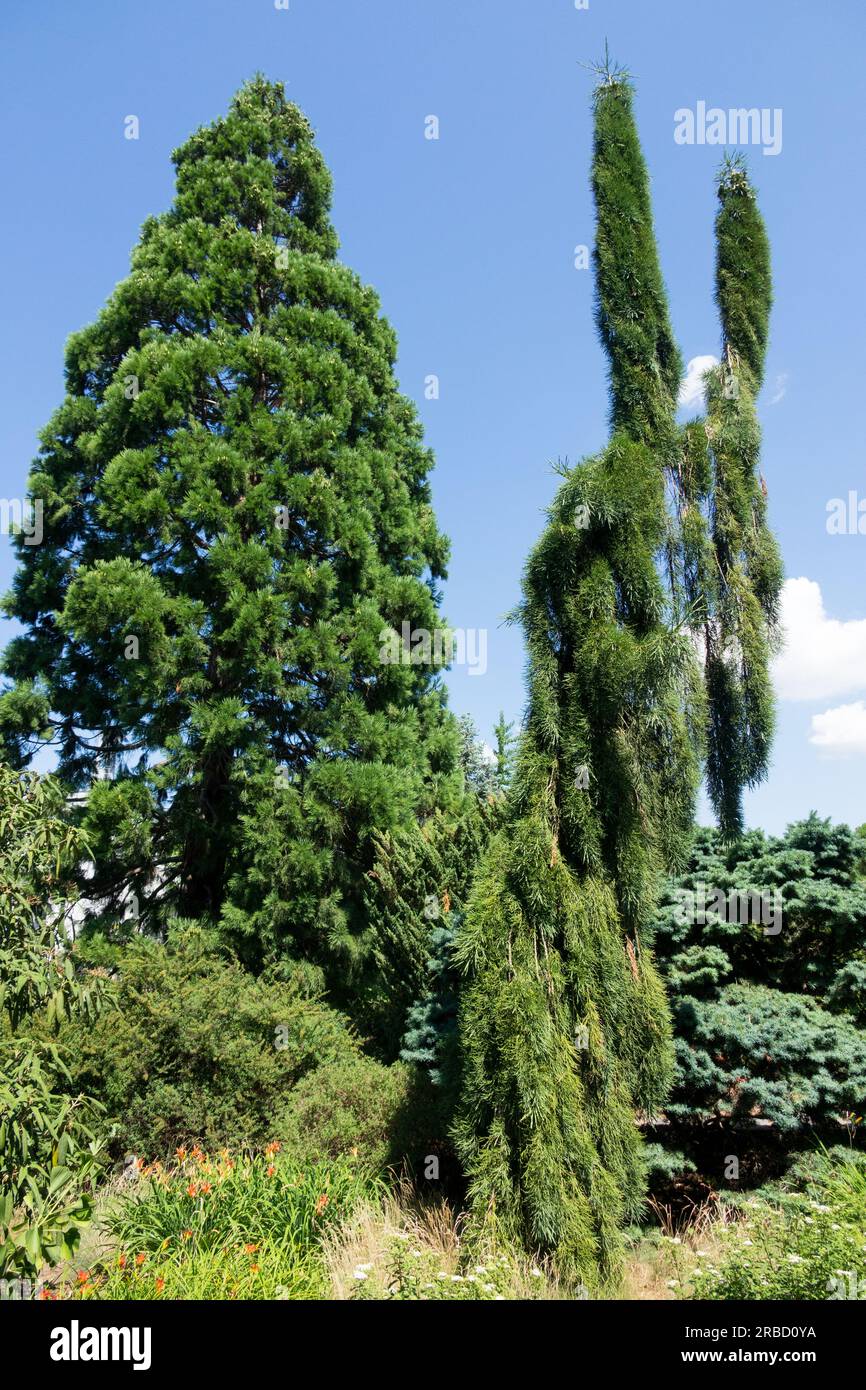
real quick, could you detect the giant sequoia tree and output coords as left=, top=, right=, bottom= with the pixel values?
left=453, top=66, right=781, bottom=1285
left=0, top=78, right=461, bottom=990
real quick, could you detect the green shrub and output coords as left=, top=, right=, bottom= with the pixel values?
left=59, top=924, right=358, bottom=1156
left=687, top=1198, right=866, bottom=1300
left=276, top=1057, right=414, bottom=1173
left=0, top=766, right=109, bottom=1276
left=654, top=817, right=866, bottom=1133
left=106, top=1147, right=374, bottom=1252
left=642, top=1143, right=696, bottom=1185
left=682, top=1149, right=866, bottom=1300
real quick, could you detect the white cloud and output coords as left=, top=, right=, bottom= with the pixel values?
left=774, top=577, right=866, bottom=701
left=809, top=700, right=866, bottom=755
left=769, top=371, right=788, bottom=405
left=677, top=354, right=718, bottom=413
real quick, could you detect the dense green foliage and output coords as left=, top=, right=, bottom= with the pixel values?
left=276, top=1057, right=421, bottom=1173
left=58, top=923, right=359, bottom=1157
left=6, top=68, right=854, bottom=1308
left=654, top=816, right=866, bottom=1131
left=452, top=65, right=785, bottom=1287
left=67, top=1148, right=379, bottom=1301
left=686, top=1148, right=866, bottom=1300
left=361, top=727, right=496, bottom=1057
left=400, top=913, right=461, bottom=1088
left=452, top=72, right=703, bottom=1289
left=679, top=156, right=783, bottom=839
left=0, top=77, right=461, bottom=1002
left=0, top=768, right=107, bottom=1275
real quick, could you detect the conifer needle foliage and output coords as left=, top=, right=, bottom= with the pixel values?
left=454, top=75, right=780, bottom=1286
left=680, top=154, right=783, bottom=839
left=0, top=79, right=461, bottom=991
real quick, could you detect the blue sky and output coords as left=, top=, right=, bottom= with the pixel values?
left=1, top=0, right=864, bottom=835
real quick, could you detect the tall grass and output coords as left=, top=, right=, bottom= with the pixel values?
left=322, top=1178, right=566, bottom=1301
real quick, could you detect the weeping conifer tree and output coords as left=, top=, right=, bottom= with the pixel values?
left=452, top=65, right=703, bottom=1287
left=454, top=65, right=781, bottom=1286
left=680, top=155, right=783, bottom=839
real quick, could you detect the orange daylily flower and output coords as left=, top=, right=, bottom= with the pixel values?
left=249, top=1263, right=260, bottom=1274
left=264, top=1141, right=281, bottom=1156
left=266, top=1164, right=275, bottom=1177
left=186, top=1182, right=197, bottom=1197
left=181, top=1229, right=193, bottom=1241
left=155, top=1277, right=165, bottom=1294
left=76, top=1270, right=90, bottom=1285
left=244, top=1243, right=259, bottom=1254
left=118, top=1254, right=127, bottom=1269
left=315, top=1193, right=329, bottom=1215
left=200, top=1181, right=212, bottom=1194
left=135, top=1253, right=146, bottom=1267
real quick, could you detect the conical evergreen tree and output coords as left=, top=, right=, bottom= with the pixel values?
left=492, top=709, right=516, bottom=792
left=0, top=78, right=461, bottom=992
left=681, top=155, right=783, bottom=838
left=452, top=68, right=702, bottom=1287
